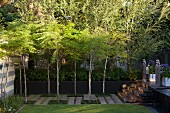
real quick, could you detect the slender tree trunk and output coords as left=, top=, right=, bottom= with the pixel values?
left=103, top=56, right=108, bottom=94
left=1, top=62, right=6, bottom=112
left=22, top=55, right=27, bottom=103
left=88, top=54, right=92, bottom=101
left=0, top=76, right=2, bottom=98
left=4, top=58, right=9, bottom=97
left=74, top=60, right=77, bottom=95
left=56, top=51, right=60, bottom=102
left=20, top=57, right=22, bottom=96
left=47, top=60, right=50, bottom=95
left=1, top=62, right=4, bottom=97
left=0, top=76, right=3, bottom=98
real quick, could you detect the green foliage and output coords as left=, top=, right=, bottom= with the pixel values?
left=76, top=69, right=88, bottom=81
left=0, top=4, right=19, bottom=25
left=152, top=2, right=170, bottom=50
left=127, top=69, right=142, bottom=81
left=37, top=21, right=62, bottom=50
left=2, top=0, right=170, bottom=85
left=106, top=67, right=127, bottom=81
left=60, top=68, right=74, bottom=81
left=0, top=95, right=24, bottom=113
left=92, top=70, right=103, bottom=81
left=13, top=68, right=52, bottom=81
left=0, top=21, right=36, bottom=57
left=14, top=0, right=59, bottom=22
left=125, top=0, right=165, bottom=64
left=61, top=23, right=88, bottom=61
left=149, top=64, right=155, bottom=74
left=162, top=68, right=170, bottom=78
left=15, top=66, right=130, bottom=81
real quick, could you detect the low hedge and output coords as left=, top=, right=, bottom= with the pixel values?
left=15, top=67, right=141, bottom=81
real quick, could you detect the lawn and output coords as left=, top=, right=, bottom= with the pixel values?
left=19, top=104, right=151, bottom=113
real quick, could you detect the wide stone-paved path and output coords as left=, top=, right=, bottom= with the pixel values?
left=28, top=94, right=123, bottom=105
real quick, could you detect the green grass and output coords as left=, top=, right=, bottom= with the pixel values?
left=19, top=104, right=151, bottom=113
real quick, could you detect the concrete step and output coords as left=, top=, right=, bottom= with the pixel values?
left=31, top=95, right=41, bottom=101
left=105, top=96, right=115, bottom=104
left=41, top=97, right=52, bottom=105
left=34, top=97, right=46, bottom=105
left=110, top=94, right=123, bottom=104
left=84, top=94, right=97, bottom=101
left=98, top=97, right=107, bottom=104
left=118, top=92, right=136, bottom=103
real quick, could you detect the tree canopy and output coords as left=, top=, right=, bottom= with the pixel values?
left=1, top=0, right=170, bottom=70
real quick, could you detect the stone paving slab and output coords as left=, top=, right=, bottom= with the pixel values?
left=84, top=94, right=89, bottom=100
left=34, top=97, right=46, bottom=105
left=84, top=94, right=97, bottom=101
left=67, top=97, right=75, bottom=105
left=90, top=94, right=97, bottom=101
left=98, top=97, right=106, bottom=104
left=31, top=95, right=41, bottom=101
left=105, top=96, right=115, bottom=104
left=52, top=95, right=67, bottom=100
left=60, top=95, right=68, bottom=100
left=75, top=97, right=82, bottom=105
left=27, top=95, right=36, bottom=101
left=42, top=97, right=52, bottom=105
left=110, top=94, right=123, bottom=104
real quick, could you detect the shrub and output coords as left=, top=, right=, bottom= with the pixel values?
left=0, top=95, right=24, bottom=113
left=106, top=67, right=127, bottom=81
left=76, top=69, right=88, bottom=81
left=15, top=67, right=130, bottom=81
left=127, top=69, right=142, bottom=80
left=92, top=69, right=103, bottom=81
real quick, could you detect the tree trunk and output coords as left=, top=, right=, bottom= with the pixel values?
left=88, top=54, right=92, bottom=101
left=20, top=56, right=22, bottom=96
left=103, top=56, right=108, bottom=94
left=74, top=60, right=77, bottom=95
left=4, top=58, right=10, bottom=97
left=22, top=55, right=27, bottom=103
left=0, top=62, right=4, bottom=98
left=47, top=60, right=50, bottom=95
left=0, top=77, right=2, bottom=98
left=1, top=62, right=6, bottom=109
left=56, top=51, right=60, bottom=102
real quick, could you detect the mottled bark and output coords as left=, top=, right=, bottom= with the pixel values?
left=56, top=51, right=60, bottom=102
left=22, top=55, right=27, bottom=103
left=20, top=56, right=22, bottom=95
left=103, top=56, right=108, bottom=94
left=88, top=54, right=92, bottom=101
left=74, top=60, right=77, bottom=95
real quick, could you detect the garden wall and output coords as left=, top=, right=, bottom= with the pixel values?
left=154, top=89, right=170, bottom=113
left=0, top=64, right=15, bottom=97
left=14, top=81, right=135, bottom=94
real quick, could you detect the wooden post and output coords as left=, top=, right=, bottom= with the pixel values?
left=142, top=59, right=146, bottom=82
left=155, top=59, right=161, bottom=86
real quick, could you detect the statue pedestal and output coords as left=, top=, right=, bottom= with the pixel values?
left=149, top=74, right=156, bottom=82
